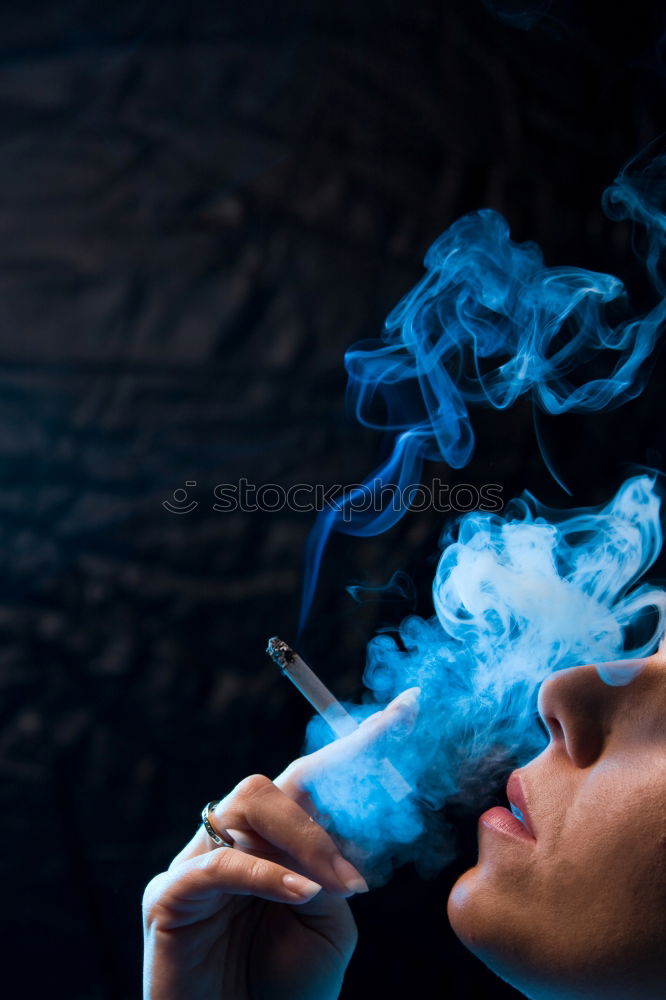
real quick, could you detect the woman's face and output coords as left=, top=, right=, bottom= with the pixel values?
left=447, top=650, right=666, bottom=1000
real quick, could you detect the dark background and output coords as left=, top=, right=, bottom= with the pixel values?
left=1, top=1, right=665, bottom=997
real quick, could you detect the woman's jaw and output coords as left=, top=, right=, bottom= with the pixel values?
left=447, top=652, right=666, bottom=1000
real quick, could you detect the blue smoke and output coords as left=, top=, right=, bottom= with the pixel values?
left=303, top=475, right=666, bottom=878
left=603, top=141, right=666, bottom=296
left=346, top=569, right=417, bottom=608
left=298, top=149, right=666, bottom=634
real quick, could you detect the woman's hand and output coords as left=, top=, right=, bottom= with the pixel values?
left=142, top=688, right=419, bottom=1000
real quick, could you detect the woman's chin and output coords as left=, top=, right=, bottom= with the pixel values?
left=446, top=869, right=549, bottom=999
left=446, top=866, right=491, bottom=955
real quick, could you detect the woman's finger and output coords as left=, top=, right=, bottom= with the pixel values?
left=144, top=846, right=324, bottom=931
left=168, top=780, right=278, bottom=871
left=170, top=775, right=369, bottom=895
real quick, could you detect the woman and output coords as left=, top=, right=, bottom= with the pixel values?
left=142, top=650, right=666, bottom=999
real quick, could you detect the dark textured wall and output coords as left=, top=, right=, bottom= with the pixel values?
left=1, top=2, right=664, bottom=997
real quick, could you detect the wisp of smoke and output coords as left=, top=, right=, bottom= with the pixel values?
left=303, top=475, right=666, bottom=879
left=294, top=145, right=666, bottom=880
left=298, top=147, right=666, bottom=634
left=346, top=569, right=417, bottom=608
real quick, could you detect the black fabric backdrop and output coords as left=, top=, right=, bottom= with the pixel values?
left=1, top=2, right=665, bottom=997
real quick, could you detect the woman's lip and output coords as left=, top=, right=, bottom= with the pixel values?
left=506, top=772, right=536, bottom=839
left=480, top=806, right=536, bottom=842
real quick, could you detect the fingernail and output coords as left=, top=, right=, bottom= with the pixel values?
left=390, top=686, right=420, bottom=711
left=388, top=687, right=420, bottom=734
left=333, top=855, right=369, bottom=894
left=283, top=874, right=322, bottom=899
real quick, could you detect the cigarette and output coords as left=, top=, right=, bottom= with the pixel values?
left=267, top=636, right=413, bottom=802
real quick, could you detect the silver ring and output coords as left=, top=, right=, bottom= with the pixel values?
left=201, top=800, right=235, bottom=848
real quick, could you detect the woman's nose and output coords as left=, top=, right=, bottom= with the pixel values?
left=537, top=664, right=616, bottom=768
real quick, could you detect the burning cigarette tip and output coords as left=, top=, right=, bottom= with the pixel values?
left=266, top=636, right=295, bottom=669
